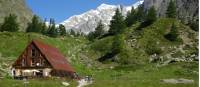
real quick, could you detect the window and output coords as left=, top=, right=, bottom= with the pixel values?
left=32, top=59, right=35, bottom=66
left=31, top=45, right=36, bottom=57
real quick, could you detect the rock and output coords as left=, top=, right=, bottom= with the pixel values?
left=61, top=1, right=144, bottom=34
left=0, top=0, right=33, bottom=30
left=77, top=79, right=93, bottom=87
left=143, top=0, right=198, bottom=24
left=62, top=82, right=70, bottom=87
left=161, top=78, right=194, bottom=84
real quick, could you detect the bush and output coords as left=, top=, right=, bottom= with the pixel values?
left=164, top=23, right=179, bottom=41
left=189, top=21, right=199, bottom=31
left=145, top=46, right=162, bottom=55
left=145, top=40, right=162, bottom=55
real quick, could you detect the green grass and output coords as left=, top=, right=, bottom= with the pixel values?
left=90, top=62, right=198, bottom=87
left=0, top=79, right=77, bottom=87
left=1, top=62, right=197, bottom=87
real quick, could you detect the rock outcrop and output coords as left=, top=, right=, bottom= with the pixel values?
left=0, top=0, right=33, bottom=30
left=143, top=0, right=199, bottom=24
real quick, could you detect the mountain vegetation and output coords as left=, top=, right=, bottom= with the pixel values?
left=26, top=15, right=43, bottom=33
left=88, top=20, right=105, bottom=41
left=108, top=8, right=126, bottom=35
left=0, top=14, right=19, bottom=32
left=0, top=0, right=198, bottom=87
left=166, top=0, right=177, bottom=18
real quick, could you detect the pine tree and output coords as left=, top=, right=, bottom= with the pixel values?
left=41, top=20, right=48, bottom=35
left=1, top=14, right=19, bottom=32
left=87, top=21, right=105, bottom=41
left=145, top=6, right=157, bottom=25
left=165, top=23, right=179, bottom=41
left=59, top=24, right=66, bottom=36
left=166, top=0, right=176, bottom=18
left=136, top=5, right=145, bottom=22
left=94, top=20, right=105, bottom=37
left=47, top=19, right=58, bottom=37
left=26, top=15, right=42, bottom=33
left=125, top=7, right=137, bottom=27
left=108, top=8, right=126, bottom=35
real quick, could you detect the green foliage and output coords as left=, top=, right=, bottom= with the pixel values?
left=26, top=15, right=43, bottom=33
left=47, top=19, right=58, bottom=37
left=138, top=19, right=183, bottom=56
left=59, top=24, right=66, bottom=36
left=166, top=0, right=176, bottom=18
left=87, top=20, right=105, bottom=41
left=145, top=6, right=157, bottom=25
left=111, top=34, right=125, bottom=54
left=90, top=36, right=113, bottom=54
left=145, top=39, right=162, bottom=55
left=164, top=23, right=179, bottom=41
left=41, top=21, right=48, bottom=35
left=94, top=20, right=105, bottom=37
left=118, top=50, right=132, bottom=64
left=108, top=8, right=126, bottom=35
left=125, top=7, right=137, bottom=27
left=87, top=32, right=95, bottom=41
left=135, top=5, right=145, bottom=22
left=189, top=20, right=199, bottom=31
left=1, top=14, right=19, bottom=32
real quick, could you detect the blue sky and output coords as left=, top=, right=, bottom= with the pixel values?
left=26, top=0, right=139, bottom=23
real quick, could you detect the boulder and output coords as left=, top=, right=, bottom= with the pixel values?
left=161, top=78, right=194, bottom=84
left=62, top=82, right=70, bottom=87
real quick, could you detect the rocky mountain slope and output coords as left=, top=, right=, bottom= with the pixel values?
left=143, top=0, right=199, bottom=24
left=0, top=0, right=33, bottom=30
left=60, top=0, right=144, bottom=34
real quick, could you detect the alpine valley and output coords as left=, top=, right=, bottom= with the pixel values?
left=0, top=0, right=198, bottom=87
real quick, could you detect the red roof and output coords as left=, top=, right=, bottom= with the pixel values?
left=32, top=40, right=75, bottom=72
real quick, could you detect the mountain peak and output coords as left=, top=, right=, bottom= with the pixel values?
left=60, top=0, right=144, bottom=34
left=97, top=3, right=116, bottom=10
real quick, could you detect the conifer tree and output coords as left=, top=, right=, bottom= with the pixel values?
left=165, top=23, right=178, bottom=41
left=94, top=20, right=105, bottom=37
left=87, top=20, right=105, bottom=41
left=135, top=5, right=145, bottom=22
left=59, top=24, right=66, bottom=36
left=125, top=7, right=137, bottom=27
left=1, top=14, right=19, bottom=32
left=26, top=15, right=42, bottom=33
left=47, top=19, right=58, bottom=37
left=166, top=0, right=176, bottom=18
left=41, top=20, right=48, bottom=35
left=145, top=6, right=157, bottom=25
left=108, top=8, right=126, bottom=35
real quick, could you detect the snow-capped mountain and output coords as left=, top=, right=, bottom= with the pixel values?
left=60, top=0, right=144, bottom=34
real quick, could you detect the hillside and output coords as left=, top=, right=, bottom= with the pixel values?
left=0, top=18, right=198, bottom=87
left=144, top=0, right=198, bottom=24
left=86, top=18, right=198, bottom=65
left=0, top=32, right=93, bottom=76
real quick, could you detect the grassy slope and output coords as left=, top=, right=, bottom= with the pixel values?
left=0, top=18, right=198, bottom=87
left=85, top=18, right=198, bottom=87
left=0, top=32, right=91, bottom=75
